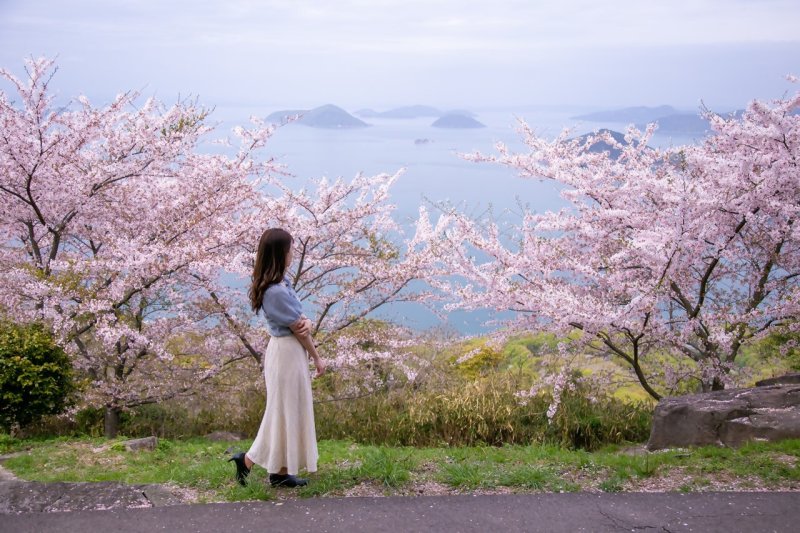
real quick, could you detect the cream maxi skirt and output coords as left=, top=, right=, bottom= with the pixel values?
left=247, top=335, right=318, bottom=475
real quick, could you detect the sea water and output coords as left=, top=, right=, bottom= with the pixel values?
left=211, top=105, right=701, bottom=334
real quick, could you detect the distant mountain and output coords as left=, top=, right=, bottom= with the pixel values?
left=639, top=114, right=711, bottom=136
left=445, top=109, right=478, bottom=118
left=355, top=105, right=443, bottom=119
left=267, top=104, right=369, bottom=128
left=573, top=105, right=746, bottom=137
left=354, top=108, right=381, bottom=118
left=570, top=129, right=631, bottom=159
left=431, top=113, right=485, bottom=129
left=573, top=105, right=678, bottom=123
left=303, top=105, right=369, bottom=128
left=266, top=109, right=306, bottom=123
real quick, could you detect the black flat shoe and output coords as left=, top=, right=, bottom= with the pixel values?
left=228, top=452, right=251, bottom=486
left=269, top=473, right=308, bottom=488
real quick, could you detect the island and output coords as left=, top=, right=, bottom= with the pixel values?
left=572, top=104, right=732, bottom=136
left=431, top=113, right=485, bottom=129
left=353, top=108, right=381, bottom=118
left=266, top=104, right=369, bottom=128
left=570, top=129, right=630, bottom=159
left=445, top=108, right=478, bottom=118
left=265, top=109, right=306, bottom=123
left=637, top=113, right=712, bottom=136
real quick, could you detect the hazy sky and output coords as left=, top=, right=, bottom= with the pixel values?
left=1, top=0, right=799, bottom=110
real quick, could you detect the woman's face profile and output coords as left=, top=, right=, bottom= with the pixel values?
left=286, top=244, right=294, bottom=268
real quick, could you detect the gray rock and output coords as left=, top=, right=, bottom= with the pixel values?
left=756, top=373, right=800, bottom=387
left=136, top=484, right=184, bottom=507
left=124, top=436, right=157, bottom=452
left=0, top=480, right=183, bottom=513
left=0, top=481, right=149, bottom=513
left=204, top=431, right=246, bottom=442
left=647, top=384, right=800, bottom=450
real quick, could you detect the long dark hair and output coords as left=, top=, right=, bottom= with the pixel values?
left=249, top=228, right=293, bottom=313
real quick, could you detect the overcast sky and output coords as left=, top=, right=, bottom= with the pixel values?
left=1, top=0, right=799, bottom=111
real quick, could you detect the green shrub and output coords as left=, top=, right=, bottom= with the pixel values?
left=546, top=387, right=653, bottom=450
left=314, top=373, right=652, bottom=449
left=746, top=329, right=800, bottom=372
left=451, top=344, right=507, bottom=380
left=119, top=395, right=265, bottom=439
left=9, top=329, right=653, bottom=450
left=0, top=321, right=75, bottom=431
left=22, top=378, right=267, bottom=439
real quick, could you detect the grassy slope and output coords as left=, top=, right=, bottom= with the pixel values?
left=2, top=436, right=798, bottom=502
left=496, top=331, right=798, bottom=402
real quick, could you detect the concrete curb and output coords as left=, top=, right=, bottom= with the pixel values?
left=0, top=480, right=184, bottom=514
left=3, top=492, right=800, bottom=532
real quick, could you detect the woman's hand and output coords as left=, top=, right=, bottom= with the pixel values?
left=289, top=317, right=312, bottom=337
left=313, top=357, right=326, bottom=378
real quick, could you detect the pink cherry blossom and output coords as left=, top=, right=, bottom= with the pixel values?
left=0, top=58, right=434, bottom=435
left=420, top=84, right=800, bottom=399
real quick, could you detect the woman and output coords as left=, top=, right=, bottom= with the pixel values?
left=229, top=228, right=326, bottom=488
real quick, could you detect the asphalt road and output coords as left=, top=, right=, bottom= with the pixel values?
left=2, top=492, right=799, bottom=533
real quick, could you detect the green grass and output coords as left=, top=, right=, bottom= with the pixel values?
left=439, top=462, right=490, bottom=489
left=1, top=436, right=799, bottom=502
left=357, top=447, right=414, bottom=488
left=498, top=465, right=564, bottom=490
left=599, top=476, right=625, bottom=492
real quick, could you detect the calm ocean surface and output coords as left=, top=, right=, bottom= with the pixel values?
left=213, top=105, right=701, bottom=335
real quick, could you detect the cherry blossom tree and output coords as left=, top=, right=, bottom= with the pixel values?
left=421, top=86, right=800, bottom=399
left=193, top=170, right=436, bottom=373
left=0, top=58, right=435, bottom=436
left=0, top=58, right=275, bottom=436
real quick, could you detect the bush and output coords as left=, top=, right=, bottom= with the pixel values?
left=547, top=387, right=653, bottom=449
left=10, top=330, right=653, bottom=450
left=19, top=359, right=268, bottom=439
left=0, top=322, right=75, bottom=431
left=314, top=373, right=652, bottom=450
left=451, top=343, right=507, bottom=380
left=119, top=394, right=266, bottom=439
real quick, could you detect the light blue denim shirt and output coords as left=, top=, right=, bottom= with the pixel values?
left=261, top=275, right=303, bottom=337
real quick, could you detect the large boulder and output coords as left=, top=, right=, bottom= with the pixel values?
left=646, top=383, right=800, bottom=450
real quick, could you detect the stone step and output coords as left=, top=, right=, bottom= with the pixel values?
left=0, top=480, right=183, bottom=514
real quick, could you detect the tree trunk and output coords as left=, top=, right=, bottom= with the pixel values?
left=700, top=377, right=726, bottom=393
left=630, top=359, right=662, bottom=401
left=104, top=406, right=121, bottom=438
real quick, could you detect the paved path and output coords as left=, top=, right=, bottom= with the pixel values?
left=2, top=492, right=799, bottom=532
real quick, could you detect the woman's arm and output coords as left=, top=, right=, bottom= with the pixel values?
left=289, top=317, right=326, bottom=377
left=265, top=284, right=325, bottom=377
